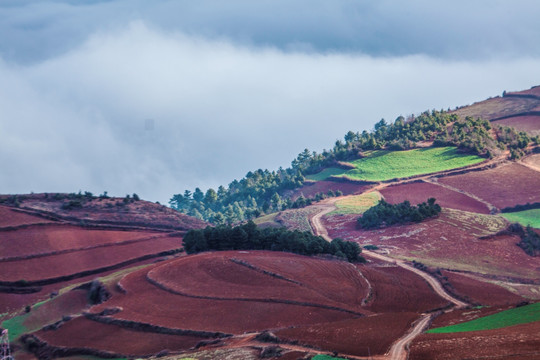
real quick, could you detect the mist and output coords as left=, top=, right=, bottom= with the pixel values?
left=1, top=2, right=540, bottom=204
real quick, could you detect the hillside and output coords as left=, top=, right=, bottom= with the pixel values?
left=1, top=86, right=540, bottom=360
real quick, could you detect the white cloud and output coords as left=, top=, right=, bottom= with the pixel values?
left=1, top=22, right=539, bottom=203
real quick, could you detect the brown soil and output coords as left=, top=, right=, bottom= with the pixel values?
left=379, top=181, right=490, bottom=214
left=452, top=96, right=540, bottom=121
left=438, top=163, right=540, bottom=209
left=0, top=206, right=54, bottom=227
left=0, top=225, right=161, bottom=259
left=291, top=181, right=370, bottom=200
left=147, top=251, right=369, bottom=313
left=361, top=265, right=448, bottom=313
left=410, top=321, right=540, bottom=360
left=441, top=270, right=524, bottom=306
left=492, top=115, right=540, bottom=135
left=0, top=236, right=182, bottom=281
left=323, top=210, right=540, bottom=280
left=429, top=305, right=514, bottom=329
left=275, top=312, right=419, bottom=357
left=37, top=316, right=204, bottom=356
left=89, top=258, right=361, bottom=334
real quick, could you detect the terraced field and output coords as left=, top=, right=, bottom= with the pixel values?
left=331, top=191, right=381, bottom=215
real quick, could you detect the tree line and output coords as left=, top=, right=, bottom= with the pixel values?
left=357, top=198, right=442, bottom=229
left=171, top=110, right=538, bottom=224
left=183, top=221, right=364, bottom=263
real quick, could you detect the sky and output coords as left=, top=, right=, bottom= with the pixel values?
left=1, top=0, right=540, bottom=204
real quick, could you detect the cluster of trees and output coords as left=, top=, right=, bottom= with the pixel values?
left=183, top=221, right=364, bottom=262
left=59, top=191, right=140, bottom=210
left=501, top=202, right=540, bottom=213
left=509, top=223, right=540, bottom=256
left=358, top=198, right=442, bottom=229
left=170, top=170, right=341, bottom=224
left=171, top=110, right=538, bottom=224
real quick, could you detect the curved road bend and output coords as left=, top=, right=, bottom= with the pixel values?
left=309, top=197, right=468, bottom=360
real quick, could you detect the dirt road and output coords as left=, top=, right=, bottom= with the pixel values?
left=309, top=197, right=468, bottom=360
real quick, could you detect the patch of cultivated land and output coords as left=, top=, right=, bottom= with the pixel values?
left=323, top=208, right=540, bottom=280
left=335, top=147, right=484, bottom=181
left=360, top=265, right=448, bottom=313
left=291, top=180, right=368, bottom=199
left=306, top=168, right=347, bottom=181
left=89, top=252, right=369, bottom=334
left=410, top=321, right=540, bottom=360
left=331, top=191, right=381, bottom=215
left=492, top=115, right=540, bottom=135
left=379, top=181, right=490, bottom=214
left=0, top=235, right=182, bottom=282
left=0, top=225, right=161, bottom=259
left=452, top=95, right=540, bottom=121
left=441, top=271, right=524, bottom=306
left=275, top=206, right=321, bottom=232
left=36, top=316, right=205, bottom=356
left=428, top=302, right=540, bottom=333
left=147, top=251, right=368, bottom=313
left=275, top=313, right=419, bottom=357
left=0, top=205, right=54, bottom=227
left=438, top=162, right=540, bottom=209
left=501, top=209, right=540, bottom=228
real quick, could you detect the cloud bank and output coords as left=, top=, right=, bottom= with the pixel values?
left=1, top=1, right=540, bottom=203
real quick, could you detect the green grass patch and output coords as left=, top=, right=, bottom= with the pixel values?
left=336, top=147, right=484, bottom=181
left=501, top=209, right=540, bottom=229
left=312, top=355, right=348, bottom=360
left=427, top=302, right=540, bottom=333
left=306, top=167, right=346, bottom=181
left=332, top=191, right=382, bottom=214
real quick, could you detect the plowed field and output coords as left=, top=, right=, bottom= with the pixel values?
left=0, top=206, right=53, bottom=227
left=0, top=236, right=181, bottom=282
left=147, top=251, right=368, bottom=313
left=275, top=313, right=419, bottom=357
left=323, top=209, right=540, bottom=280
left=291, top=181, right=368, bottom=200
left=37, top=317, right=204, bottom=356
left=379, top=181, right=490, bottom=214
left=90, top=252, right=370, bottom=334
left=361, top=266, right=448, bottom=313
left=0, top=225, right=160, bottom=259
left=493, top=116, right=540, bottom=135
left=410, top=321, right=540, bottom=360
left=441, top=271, right=524, bottom=306
left=438, top=163, right=540, bottom=209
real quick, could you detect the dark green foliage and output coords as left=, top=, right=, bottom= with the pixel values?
left=183, top=221, right=364, bottom=262
left=510, top=223, right=540, bottom=256
left=502, top=202, right=540, bottom=213
left=171, top=109, right=535, bottom=224
left=358, top=198, right=441, bottom=229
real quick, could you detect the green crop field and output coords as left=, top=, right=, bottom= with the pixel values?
left=501, top=209, right=540, bottom=228
left=309, top=147, right=484, bottom=182
left=306, top=167, right=346, bottom=181
left=312, top=355, right=348, bottom=360
left=427, top=302, right=540, bottom=333
left=332, top=191, right=382, bottom=214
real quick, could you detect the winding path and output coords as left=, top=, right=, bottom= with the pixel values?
left=309, top=197, right=467, bottom=360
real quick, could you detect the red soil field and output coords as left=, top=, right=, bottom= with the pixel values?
left=379, top=181, right=490, bottom=214
left=508, top=86, right=540, bottom=98
left=89, top=255, right=366, bottom=334
left=492, top=115, right=540, bottom=135
left=0, top=225, right=161, bottom=259
left=323, top=210, right=540, bottom=280
left=410, top=321, right=540, bottom=360
left=0, top=206, right=53, bottom=227
left=291, top=181, right=370, bottom=200
left=148, top=251, right=368, bottom=313
left=275, top=312, right=419, bottom=357
left=441, top=270, right=524, bottom=306
left=438, top=163, right=540, bottom=209
left=523, top=153, right=540, bottom=169
left=361, top=265, right=448, bottom=313
left=37, top=317, right=203, bottom=356
left=0, top=236, right=182, bottom=282
left=14, top=194, right=207, bottom=230
left=429, top=305, right=514, bottom=329
left=452, top=96, right=540, bottom=121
